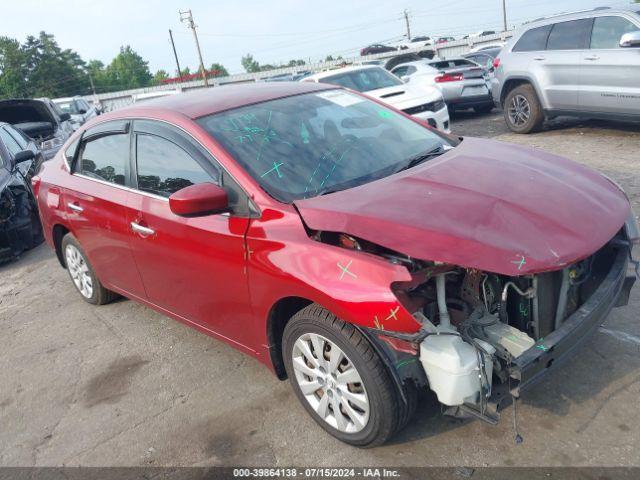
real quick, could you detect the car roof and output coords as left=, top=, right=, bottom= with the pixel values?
left=390, top=60, right=433, bottom=69
left=100, top=82, right=336, bottom=120
left=305, top=65, right=383, bottom=81
left=524, top=7, right=638, bottom=28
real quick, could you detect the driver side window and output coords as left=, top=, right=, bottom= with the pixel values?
left=135, top=133, right=217, bottom=198
left=590, top=16, right=639, bottom=49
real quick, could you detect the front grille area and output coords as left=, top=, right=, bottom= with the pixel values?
left=403, top=99, right=446, bottom=115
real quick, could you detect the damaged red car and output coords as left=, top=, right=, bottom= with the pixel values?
left=34, top=83, right=638, bottom=446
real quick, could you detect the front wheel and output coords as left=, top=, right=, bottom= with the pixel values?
left=503, top=84, right=544, bottom=134
left=282, top=304, right=415, bottom=447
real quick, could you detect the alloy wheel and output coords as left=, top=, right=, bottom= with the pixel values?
left=291, top=333, right=370, bottom=433
left=508, top=94, right=531, bottom=127
left=65, top=244, right=93, bottom=299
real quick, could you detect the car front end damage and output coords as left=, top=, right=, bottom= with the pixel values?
left=345, top=219, right=638, bottom=427
left=0, top=180, right=42, bottom=262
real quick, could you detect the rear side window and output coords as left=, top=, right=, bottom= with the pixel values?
left=77, top=134, right=129, bottom=185
left=546, top=19, right=592, bottom=50
left=590, top=16, right=639, bottom=49
left=135, top=134, right=215, bottom=198
left=513, top=24, right=552, bottom=52
left=392, top=65, right=416, bottom=77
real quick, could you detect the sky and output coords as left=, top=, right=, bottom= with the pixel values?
left=1, top=0, right=638, bottom=76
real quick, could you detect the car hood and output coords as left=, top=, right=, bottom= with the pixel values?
left=294, top=137, right=630, bottom=275
left=366, top=83, right=442, bottom=110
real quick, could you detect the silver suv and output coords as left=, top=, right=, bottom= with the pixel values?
left=492, top=7, right=640, bottom=133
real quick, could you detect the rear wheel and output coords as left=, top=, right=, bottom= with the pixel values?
left=62, top=234, right=117, bottom=305
left=504, top=84, right=544, bottom=134
left=282, top=304, right=414, bottom=447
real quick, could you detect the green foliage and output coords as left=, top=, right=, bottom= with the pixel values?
left=209, top=63, right=228, bottom=77
left=103, top=46, right=152, bottom=91
left=287, top=59, right=306, bottom=67
left=241, top=54, right=261, bottom=73
left=0, top=36, right=28, bottom=97
left=152, top=69, right=169, bottom=85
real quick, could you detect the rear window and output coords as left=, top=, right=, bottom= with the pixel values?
left=513, top=24, right=552, bottom=52
left=546, top=19, right=592, bottom=50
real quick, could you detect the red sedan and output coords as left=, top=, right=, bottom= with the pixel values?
left=34, top=82, right=637, bottom=446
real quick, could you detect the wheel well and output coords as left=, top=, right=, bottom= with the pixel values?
left=267, top=296, right=313, bottom=380
left=52, top=224, right=70, bottom=268
left=501, top=78, right=531, bottom=106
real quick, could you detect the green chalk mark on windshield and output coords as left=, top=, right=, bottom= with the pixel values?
left=261, top=161, right=284, bottom=179
left=300, top=122, right=310, bottom=144
left=377, top=109, right=393, bottom=119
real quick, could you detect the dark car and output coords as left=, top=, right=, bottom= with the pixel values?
left=0, top=122, right=44, bottom=262
left=0, top=98, right=75, bottom=160
left=360, top=44, right=397, bottom=56
left=463, top=47, right=503, bottom=75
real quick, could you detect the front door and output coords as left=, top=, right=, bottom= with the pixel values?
left=125, top=120, right=255, bottom=350
left=579, top=14, right=640, bottom=115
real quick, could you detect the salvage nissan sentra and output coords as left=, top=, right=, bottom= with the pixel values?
left=33, top=83, right=638, bottom=447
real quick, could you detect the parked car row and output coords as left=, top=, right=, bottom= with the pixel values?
left=360, top=31, right=503, bottom=56
left=491, top=6, right=640, bottom=133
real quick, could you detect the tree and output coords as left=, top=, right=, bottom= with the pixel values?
left=209, top=62, right=228, bottom=77
left=104, top=45, right=152, bottom=91
left=0, top=36, right=28, bottom=97
left=152, top=69, right=169, bottom=85
left=241, top=54, right=260, bottom=73
left=287, top=59, right=305, bottom=67
left=22, top=32, right=89, bottom=97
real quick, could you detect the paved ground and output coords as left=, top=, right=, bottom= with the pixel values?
left=2, top=111, right=640, bottom=467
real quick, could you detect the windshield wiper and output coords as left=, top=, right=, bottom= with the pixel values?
left=395, top=145, right=446, bottom=173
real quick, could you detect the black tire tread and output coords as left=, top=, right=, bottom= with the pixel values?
left=504, top=83, right=544, bottom=134
left=285, top=304, right=410, bottom=447
left=61, top=233, right=118, bottom=305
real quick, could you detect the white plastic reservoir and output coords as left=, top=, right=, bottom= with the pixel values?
left=420, top=327, right=495, bottom=406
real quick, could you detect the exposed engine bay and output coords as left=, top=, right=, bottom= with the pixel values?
left=313, top=229, right=634, bottom=425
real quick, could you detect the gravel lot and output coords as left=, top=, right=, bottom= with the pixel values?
left=1, top=111, right=640, bottom=467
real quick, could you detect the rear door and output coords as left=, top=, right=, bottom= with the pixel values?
left=125, top=120, right=255, bottom=348
left=534, top=18, right=592, bottom=111
left=580, top=14, right=640, bottom=114
left=64, top=120, right=146, bottom=297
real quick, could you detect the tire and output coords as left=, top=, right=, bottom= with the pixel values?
left=61, top=233, right=117, bottom=305
left=474, top=104, right=494, bottom=114
left=282, top=304, right=410, bottom=447
left=503, top=83, right=544, bottom=134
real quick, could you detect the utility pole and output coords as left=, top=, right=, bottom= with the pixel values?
left=502, top=0, right=508, bottom=32
left=168, top=29, right=183, bottom=82
left=88, top=72, right=96, bottom=96
left=403, top=9, right=411, bottom=40
left=179, top=9, right=209, bottom=86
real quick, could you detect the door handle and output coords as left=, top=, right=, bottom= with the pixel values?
left=67, top=202, right=83, bottom=213
left=533, top=56, right=546, bottom=61
left=130, top=222, right=155, bottom=236
left=584, top=55, right=600, bottom=61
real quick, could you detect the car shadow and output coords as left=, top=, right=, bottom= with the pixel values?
left=0, top=241, right=50, bottom=272
left=540, top=117, right=640, bottom=134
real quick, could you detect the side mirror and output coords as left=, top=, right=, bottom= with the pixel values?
left=59, top=112, right=71, bottom=122
left=401, top=75, right=410, bottom=82
left=14, top=149, right=35, bottom=165
left=78, top=108, right=87, bottom=114
left=169, top=183, right=229, bottom=217
left=620, top=31, right=640, bottom=48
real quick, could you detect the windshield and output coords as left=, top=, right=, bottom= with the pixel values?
left=56, top=102, right=76, bottom=114
left=198, top=90, right=450, bottom=203
left=319, top=68, right=403, bottom=93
